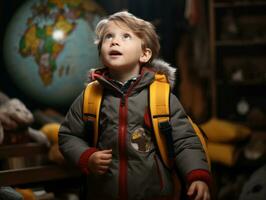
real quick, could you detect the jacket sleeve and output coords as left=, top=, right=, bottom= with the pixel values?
left=58, top=91, right=97, bottom=169
left=169, top=94, right=211, bottom=184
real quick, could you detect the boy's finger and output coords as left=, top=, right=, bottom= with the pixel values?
left=187, top=183, right=196, bottom=196
left=97, top=170, right=106, bottom=175
left=101, top=153, right=112, bottom=160
left=98, top=167, right=110, bottom=174
left=102, top=149, right=112, bottom=154
left=98, top=165, right=109, bottom=171
left=204, top=191, right=210, bottom=200
left=100, top=159, right=112, bottom=165
left=194, top=186, right=204, bottom=200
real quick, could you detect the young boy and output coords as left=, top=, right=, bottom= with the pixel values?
left=59, top=11, right=211, bottom=200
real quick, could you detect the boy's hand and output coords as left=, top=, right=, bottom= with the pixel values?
left=88, top=149, right=112, bottom=175
left=187, top=180, right=210, bottom=200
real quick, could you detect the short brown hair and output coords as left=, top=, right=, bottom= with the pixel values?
left=95, top=11, right=160, bottom=61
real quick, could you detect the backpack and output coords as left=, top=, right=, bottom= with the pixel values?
left=82, top=72, right=210, bottom=169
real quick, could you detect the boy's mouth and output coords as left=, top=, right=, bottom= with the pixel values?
left=109, top=50, right=122, bottom=56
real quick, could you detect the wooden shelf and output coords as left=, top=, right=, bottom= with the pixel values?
left=217, top=80, right=266, bottom=86
left=0, top=165, right=81, bottom=186
left=209, top=0, right=266, bottom=119
left=0, top=143, right=48, bottom=158
left=0, top=143, right=81, bottom=186
left=214, top=1, right=266, bottom=8
left=216, top=39, right=266, bottom=47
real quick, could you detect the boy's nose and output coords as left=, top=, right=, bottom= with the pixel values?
left=111, top=37, right=119, bottom=46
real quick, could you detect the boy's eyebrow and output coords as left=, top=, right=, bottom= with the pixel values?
left=102, top=30, right=111, bottom=36
left=104, top=27, right=115, bottom=34
left=103, top=30, right=133, bottom=36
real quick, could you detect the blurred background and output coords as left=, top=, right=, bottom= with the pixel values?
left=0, top=0, right=266, bottom=200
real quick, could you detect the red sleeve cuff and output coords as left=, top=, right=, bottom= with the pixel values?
left=186, top=169, right=212, bottom=187
left=78, top=147, right=97, bottom=175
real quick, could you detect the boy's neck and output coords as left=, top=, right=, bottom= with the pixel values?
left=109, top=66, right=140, bottom=83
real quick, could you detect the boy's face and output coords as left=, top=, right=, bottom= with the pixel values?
left=100, top=21, right=151, bottom=74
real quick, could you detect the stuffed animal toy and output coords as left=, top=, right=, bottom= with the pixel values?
left=0, top=186, right=23, bottom=200
left=0, top=98, right=49, bottom=146
left=40, top=123, right=65, bottom=164
left=0, top=93, right=64, bottom=165
left=1, top=98, right=33, bottom=123
left=0, top=98, right=34, bottom=128
left=0, top=122, right=3, bottom=144
left=15, top=188, right=36, bottom=200
left=0, top=98, right=34, bottom=145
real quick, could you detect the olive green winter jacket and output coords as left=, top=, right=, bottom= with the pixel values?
left=58, top=59, right=211, bottom=200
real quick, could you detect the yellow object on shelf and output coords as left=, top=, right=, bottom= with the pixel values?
left=15, top=188, right=36, bottom=200
left=200, top=118, right=251, bottom=143
left=207, top=142, right=238, bottom=167
left=40, top=123, right=60, bottom=144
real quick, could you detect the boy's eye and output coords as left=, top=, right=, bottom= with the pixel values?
left=123, top=33, right=131, bottom=40
left=104, top=33, right=113, bottom=40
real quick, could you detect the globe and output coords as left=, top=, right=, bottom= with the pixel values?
left=3, top=0, right=104, bottom=107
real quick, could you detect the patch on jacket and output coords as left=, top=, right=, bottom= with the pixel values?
left=131, top=127, right=152, bottom=153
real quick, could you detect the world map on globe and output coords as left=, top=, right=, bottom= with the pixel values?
left=3, top=0, right=104, bottom=107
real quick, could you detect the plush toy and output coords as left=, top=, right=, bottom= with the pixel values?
left=239, top=164, right=266, bottom=200
left=0, top=186, right=23, bottom=200
left=0, top=98, right=34, bottom=144
left=0, top=122, right=3, bottom=144
left=15, top=188, right=36, bottom=200
left=40, top=123, right=65, bottom=164
left=15, top=188, right=55, bottom=200
left=0, top=98, right=49, bottom=146
left=0, top=92, right=64, bottom=165
left=0, top=98, right=34, bottom=126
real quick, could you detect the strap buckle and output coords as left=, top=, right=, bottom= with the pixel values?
left=158, top=120, right=174, bottom=160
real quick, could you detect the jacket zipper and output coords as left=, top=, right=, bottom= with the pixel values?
left=118, top=77, right=142, bottom=200
left=118, top=94, right=128, bottom=200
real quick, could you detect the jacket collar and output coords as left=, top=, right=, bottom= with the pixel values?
left=86, top=59, right=177, bottom=92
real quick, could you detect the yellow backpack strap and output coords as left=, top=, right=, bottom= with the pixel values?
left=149, top=73, right=173, bottom=169
left=83, top=80, right=103, bottom=146
left=187, top=117, right=211, bottom=169
left=149, top=73, right=211, bottom=170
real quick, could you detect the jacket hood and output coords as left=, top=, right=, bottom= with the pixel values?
left=149, top=59, right=177, bottom=89
left=86, top=59, right=177, bottom=89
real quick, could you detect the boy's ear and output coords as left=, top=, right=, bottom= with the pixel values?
left=140, top=48, right=152, bottom=63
